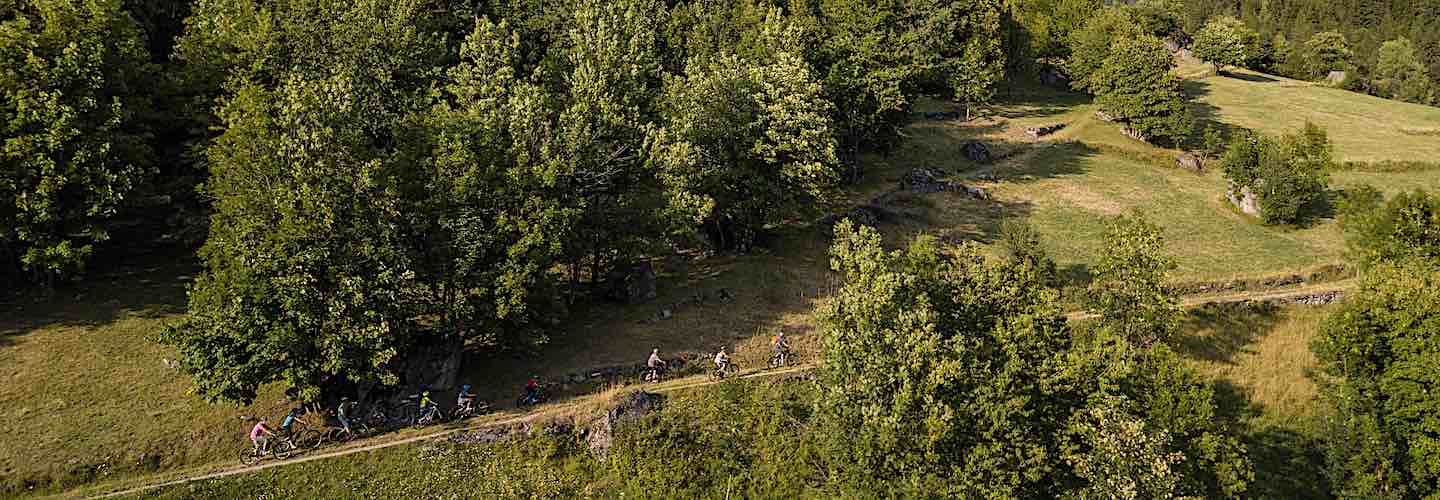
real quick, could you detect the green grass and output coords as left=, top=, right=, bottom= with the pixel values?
left=0, top=257, right=290, bottom=496
left=1186, top=70, right=1440, bottom=163
left=1175, top=303, right=1332, bottom=499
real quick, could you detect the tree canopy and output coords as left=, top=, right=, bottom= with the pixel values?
left=1191, top=16, right=1260, bottom=72
left=1, top=0, right=155, bottom=287
left=815, top=220, right=1250, bottom=497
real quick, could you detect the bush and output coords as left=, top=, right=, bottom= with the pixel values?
left=1338, top=187, right=1440, bottom=267
left=1221, top=123, right=1333, bottom=225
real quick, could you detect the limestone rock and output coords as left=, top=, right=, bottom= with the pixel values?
left=587, top=390, right=664, bottom=459
left=1095, top=110, right=1117, bottom=122
left=1120, top=126, right=1150, bottom=143
left=1227, top=184, right=1262, bottom=217
left=1176, top=153, right=1204, bottom=172
left=961, top=141, right=992, bottom=163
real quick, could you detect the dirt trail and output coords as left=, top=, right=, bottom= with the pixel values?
left=84, top=365, right=814, bottom=499
left=82, top=281, right=1353, bottom=499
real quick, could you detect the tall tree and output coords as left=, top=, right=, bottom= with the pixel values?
left=652, top=52, right=840, bottom=250
left=1089, top=34, right=1194, bottom=145
left=1375, top=38, right=1436, bottom=104
left=816, top=220, right=1250, bottom=497
left=1191, top=16, right=1261, bottom=73
left=160, top=0, right=449, bottom=403
left=808, top=0, right=917, bottom=175
left=1085, top=213, right=1180, bottom=350
left=1, top=0, right=155, bottom=287
left=551, top=0, right=668, bottom=294
left=1338, top=187, right=1440, bottom=268
left=1313, top=258, right=1440, bottom=499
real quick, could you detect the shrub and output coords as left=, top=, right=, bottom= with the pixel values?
left=1221, top=123, right=1333, bottom=224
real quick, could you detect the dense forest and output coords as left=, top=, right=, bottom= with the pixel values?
left=3, top=0, right=1439, bottom=496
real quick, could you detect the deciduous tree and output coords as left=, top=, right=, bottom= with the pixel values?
left=1, top=0, right=155, bottom=286
left=1191, top=16, right=1260, bottom=73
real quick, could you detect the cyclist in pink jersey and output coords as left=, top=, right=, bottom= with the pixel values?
left=250, top=417, right=275, bottom=452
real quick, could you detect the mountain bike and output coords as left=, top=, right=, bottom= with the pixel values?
left=307, top=422, right=371, bottom=449
left=239, top=437, right=297, bottom=466
left=767, top=348, right=791, bottom=368
left=708, top=360, right=737, bottom=381
left=413, top=403, right=444, bottom=427
left=516, top=389, right=546, bottom=408
left=449, top=400, right=490, bottom=421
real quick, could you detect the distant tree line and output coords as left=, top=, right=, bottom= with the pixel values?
left=1184, top=0, right=1439, bottom=104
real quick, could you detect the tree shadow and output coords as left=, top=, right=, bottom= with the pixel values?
left=1210, top=377, right=1332, bottom=498
left=0, top=249, right=195, bottom=349
left=1182, top=79, right=1249, bottom=151
left=1174, top=302, right=1283, bottom=364
left=1224, top=72, right=1280, bottom=83
left=1246, top=426, right=1333, bottom=499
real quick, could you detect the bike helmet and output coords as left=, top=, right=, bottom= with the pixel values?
left=462, top=384, right=471, bottom=391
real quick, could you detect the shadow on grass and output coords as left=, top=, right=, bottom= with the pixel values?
left=1247, top=426, right=1333, bottom=498
left=0, top=249, right=195, bottom=348
left=1175, top=302, right=1283, bottom=364
left=1224, top=72, right=1280, bottom=83
left=1212, top=380, right=1332, bottom=498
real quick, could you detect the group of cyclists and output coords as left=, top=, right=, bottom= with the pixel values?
left=247, top=331, right=794, bottom=459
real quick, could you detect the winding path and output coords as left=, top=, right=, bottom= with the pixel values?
left=81, top=281, right=1354, bottom=499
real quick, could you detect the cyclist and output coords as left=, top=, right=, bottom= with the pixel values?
left=417, top=390, right=438, bottom=422
left=279, top=405, right=304, bottom=438
left=335, top=397, right=356, bottom=435
left=250, top=417, right=275, bottom=453
left=456, top=384, right=475, bottom=414
left=646, top=348, right=667, bottom=382
left=771, top=332, right=790, bottom=366
left=714, top=347, right=731, bottom=375
left=521, top=376, right=542, bottom=405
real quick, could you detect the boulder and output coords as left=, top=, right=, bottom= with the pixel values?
left=1095, top=110, right=1117, bottom=122
left=1176, top=153, right=1204, bottom=172
left=961, top=141, right=992, bottom=163
left=1163, top=38, right=1181, bottom=52
left=1324, top=70, right=1347, bottom=85
left=1227, top=184, right=1262, bottom=217
left=900, top=168, right=947, bottom=193
left=606, top=261, right=658, bottom=305
left=587, top=390, right=664, bottom=459
left=1120, top=126, right=1150, bottom=143
left=1025, top=123, right=1065, bottom=139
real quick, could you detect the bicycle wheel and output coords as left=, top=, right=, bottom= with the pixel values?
left=239, top=447, right=260, bottom=466
left=299, top=429, right=324, bottom=450
left=273, top=439, right=296, bottom=460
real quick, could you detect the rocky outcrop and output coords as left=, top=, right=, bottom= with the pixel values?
left=961, top=141, right=992, bottom=163
left=1226, top=183, right=1262, bottom=217
left=1025, top=124, right=1065, bottom=139
left=1120, top=126, right=1150, bottom=143
left=586, top=390, right=665, bottom=459
left=1176, top=153, right=1204, bottom=172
